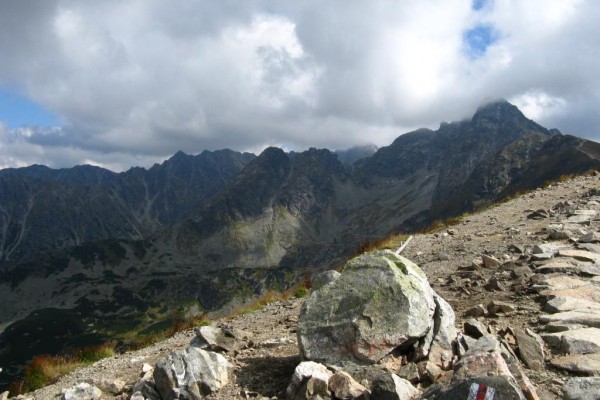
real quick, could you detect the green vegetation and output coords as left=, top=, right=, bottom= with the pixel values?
left=294, top=287, right=309, bottom=298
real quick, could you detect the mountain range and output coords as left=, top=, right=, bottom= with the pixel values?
left=1, top=100, right=599, bottom=388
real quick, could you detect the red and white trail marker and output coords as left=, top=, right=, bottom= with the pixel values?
left=467, top=382, right=496, bottom=400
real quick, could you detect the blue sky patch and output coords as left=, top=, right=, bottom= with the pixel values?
left=463, top=24, right=498, bottom=59
left=0, top=88, right=60, bottom=129
left=472, top=0, right=491, bottom=11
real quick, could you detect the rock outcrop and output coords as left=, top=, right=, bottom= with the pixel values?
left=297, top=251, right=448, bottom=366
left=153, top=347, right=232, bottom=399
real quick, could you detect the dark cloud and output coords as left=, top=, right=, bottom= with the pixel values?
left=0, top=0, right=598, bottom=171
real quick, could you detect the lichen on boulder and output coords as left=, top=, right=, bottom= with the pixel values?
left=297, top=250, right=439, bottom=365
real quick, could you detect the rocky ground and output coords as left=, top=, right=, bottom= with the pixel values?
left=6, top=170, right=600, bottom=400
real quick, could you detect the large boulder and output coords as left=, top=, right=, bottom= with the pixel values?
left=297, top=251, right=440, bottom=365
left=153, top=347, right=232, bottom=400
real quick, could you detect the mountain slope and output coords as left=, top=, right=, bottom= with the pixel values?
left=1, top=100, right=600, bottom=390
left=0, top=149, right=255, bottom=268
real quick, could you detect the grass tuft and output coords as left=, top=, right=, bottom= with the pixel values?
left=10, top=341, right=117, bottom=395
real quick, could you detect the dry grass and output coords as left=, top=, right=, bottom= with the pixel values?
left=10, top=342, right=116, bottom=395
left=225, top=278, right=313, bottom=318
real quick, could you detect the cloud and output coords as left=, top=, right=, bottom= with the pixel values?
left=0, top=0, right=598, bottom=171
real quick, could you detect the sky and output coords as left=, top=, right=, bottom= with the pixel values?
left=0, top=0, right=598, bottom=171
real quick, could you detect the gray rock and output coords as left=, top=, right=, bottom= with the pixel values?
left=464, top=319, right=487, bottom=339
left=578, top=243, right=600, bottom=254
left=558, top=249, right=600, bottom=263
left=464, top=304, right=486, bottom=318
left=542, top=328, right=600, bottom=354
left=456, top=333, right=477, bottom=358
left=531, top=253, right=553, bottom=261
left=61, top=383, right=103, bottom=400
left=286, top=361, right=332, bottom=400
left=543, top=322, right=586, bottom=333
left=487, top=301, right=515, bottom=316
left=463, top=335, right=501, bottom=356
left=298, top=251, right=436, bottom=364
left=328, top=371, right=368, bottom=399
left=532, top=274, right=591, bottom=291
left=532, top=243, right=567, bottom=255
left=398, top=363, right=420, bottom=384
left=511, top=266, right=532, bottom=279
left=566, top=210, right=596, bottom=224
left=539, top=310, right=600, bottom=328
left=535, top=262, right=600, bottom=277
left=86, top=378, right=126, bottom=395
left=544, top=296, right=600, bottom=313
left=482, top=254, right=501, bottom=268
left=191, top=325, right=248, bottom=352
left=513, top=328, right=544, bottom=370
left=371, top=374, right=421, bottom=400
left=312, top=270, right=341, bottom=291
left=578, top=232, right=600, bottom=243
left=131, top=379, right=161, bottom=400
left=154, top=347, right=232, bottom=399
left=550, top=353, right=600, bottom=374
left=508, top=244, right=525, bottom=254
left=485, top=276, right=507, bottom=291
left=527, top=209, right=549, bottom=220
left=421, top=376, right=527, bottom=400
left=425, top=294, right=457, bottom=370
left=563, top=377, right=600, bottom=400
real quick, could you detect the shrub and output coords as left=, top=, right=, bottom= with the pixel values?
left=294, top=287, right=309, bottom=298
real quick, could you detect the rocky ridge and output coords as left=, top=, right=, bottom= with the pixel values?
left=4, top=170, right=600, bottom=399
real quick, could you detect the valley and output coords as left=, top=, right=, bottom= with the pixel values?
left=1, top=100, right=599, bottom=392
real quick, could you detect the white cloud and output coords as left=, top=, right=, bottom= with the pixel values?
left=510, top=90, right=567, bottom=122
left=0, top=0, right=598, bottom=171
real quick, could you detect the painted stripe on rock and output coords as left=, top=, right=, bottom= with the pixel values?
left=468, top=383, right=495, bottom=400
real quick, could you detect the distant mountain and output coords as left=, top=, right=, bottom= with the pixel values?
left=0, top=149, right=255, bottom=268
left=1, top=100, right=600, bottom=389
left=334, top=144, right=378, bottom=164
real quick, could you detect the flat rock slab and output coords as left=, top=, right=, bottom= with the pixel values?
left=540, top=285, right=600, bottom=303
left=544, top=296, right=600, bottom=313
left=513, top=328, right=544, bottom=370
left=550, top=353, right=600, bottom=375
left=540, top=310, right=600, bottom=328
left=533, top=274, right=591, bottom=291
left=563, top=377, right=600, bottom=400
left=535, top=262, right=600, bottom=276
left=579, top=243, right=600, bottom=254
left=533, top=243, right=570, bottom=255
left=542, top=328, right=600, bottom=354
left=558, top=249, right=600, bottom=263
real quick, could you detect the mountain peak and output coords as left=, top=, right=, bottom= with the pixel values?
left=472, top=99, right=524, bottom=122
